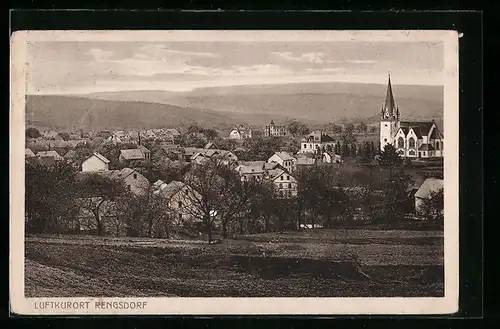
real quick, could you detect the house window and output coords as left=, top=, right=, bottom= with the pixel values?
left=303, top=144, right=307, bottom=149
left=409, top=138, right=415, bottom=148
left=436, top=141, right=440, bottom=150
left=281, top=176, right=284, bottom=181
left=398, top=137, right=404, bottom=148
left=286, top=175, right=290, bottom=180
left=257, top=175, right=260, bottom=180
left=384, top=138, right=387, bottom=143
left=384, top=124, right=388, bottom=127
left=178, top=201, right=183, bottom=208
left=133, top=173, right=137, bottom=179
left=288, top=183, right=292, bottom=188
left=279, top=183, right=283, bottom=189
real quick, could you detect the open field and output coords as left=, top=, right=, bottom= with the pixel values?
left=25, top=229, right=443, bottom=298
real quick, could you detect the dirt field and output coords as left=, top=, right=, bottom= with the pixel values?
left=25, top=229, right=444, bottom=297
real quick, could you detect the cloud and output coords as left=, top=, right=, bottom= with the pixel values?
left=134, top=44, right=219, bottom=60
left=271, top=51, right=333, bottom=64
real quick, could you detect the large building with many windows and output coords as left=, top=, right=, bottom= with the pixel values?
left=379, top=75, right=444, bottom=158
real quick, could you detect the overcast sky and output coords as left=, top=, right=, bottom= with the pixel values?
left=26, top=40, right=444, bottom=94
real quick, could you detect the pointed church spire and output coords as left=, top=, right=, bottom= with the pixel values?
left=383, top=72, right=397, bottom=120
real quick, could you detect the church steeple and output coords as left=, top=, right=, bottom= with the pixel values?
left=382, top=73, right=397, bottom=120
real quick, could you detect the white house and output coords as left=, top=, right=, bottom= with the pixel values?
left=81, top=152, right=110, bottom=172
left=268, top=169, right=298, bottom=199
left=229, top=125, right=252, bottom=140
left=154, top=180, right=202, bottom=226
left=267, top=151, right=296, bottom=172
left=299, top=131, right=336, bottom=154
left=379, top=74, right=444, bottom=158
left=263, top=120, right=288, bottom=137
left=414, top=178, right=444, bottom=216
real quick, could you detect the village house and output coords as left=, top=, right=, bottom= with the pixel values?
left=379, top=75, right=444, bottom=158
left=298, top=131, right=336, bottom=154
left=153, top=180, right=201, bottom=227
left=25, top=148, right=35, bottom=158
left=81, top=152, right=110, bottom=172
left=229, top=125, right=252, bottom=140
left=296, top=153, right=318, bottom=167
left=267, top=151, right=296, bottom=173
left=40, top=130, right=61, bottom=140
left=235, top=162, right=278, bottom=182
left=36, top=150, right=63, bottom=162
left=140, top=129, right=157, bottom=140
left=108, top=131, right=130, bottom=143
left=268, top=168, right=298, bottom=198
left=119, top=145, right=151, bottom=165
left=263, top=120, right=288, bottom=137
left=184, top=147, right=238, bottom=165
left=414, top=178, right=444, bottom=217
left=322, top=151, right=343, bottom=164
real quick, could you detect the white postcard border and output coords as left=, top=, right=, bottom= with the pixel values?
left=10, top=30, right=459, bottom=315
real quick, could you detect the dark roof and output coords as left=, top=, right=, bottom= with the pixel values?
left=399, top=127, right=409, bottom=136
left=418, top=143, right=435, bottom=151
left=400, top=121, right=434, bottom=136
left=301, top=131, right=335, bottom=143
left=120, top=149, right=145, bottom=160
left=383, top=75, right=397, bottom=117
left=430, top=127, right=443, bottom=139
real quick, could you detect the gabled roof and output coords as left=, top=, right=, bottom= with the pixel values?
left=138, top=145, right=150, bottom=153
left=155, top=180, right=188, bottom=199
left=25, top=148, right=35, bottom=157
left=415, top=178, right=443, bottom=199
left=92, top=152, right=110, bottom=164
left=430, top=127, right=443, bottom=139
left=204, top=142, right=215, bottom=149
left=120, top=149, right=145, bottom=160
left=272, top=151, right=295, bottom=161
left=268, top=169, right=294, bottom=181
left=382, top=74, right=397, bottom=118
left=36, top=150, right=62, bottom=159
left=418, top=143, right=435, bottom=151
left=64, top=149, right=77, bottom=158
left=400, top=121, right=434, bottom=136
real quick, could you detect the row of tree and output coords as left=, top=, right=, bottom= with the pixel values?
left=25, top=145, right=443, bottom=241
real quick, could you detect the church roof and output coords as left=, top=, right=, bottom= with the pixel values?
left=418, top=143, right=435, bottom=151
left=400, top=121, right=434, bottom=137
left=430, top=127, right=443, bottom=139
left=384, top=75, right=397, bottom=116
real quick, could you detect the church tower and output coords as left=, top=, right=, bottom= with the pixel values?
left=379, top=73, right=400, bottom=151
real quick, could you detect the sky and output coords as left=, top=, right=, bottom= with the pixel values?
left=26, top=40, right=444, bottom=94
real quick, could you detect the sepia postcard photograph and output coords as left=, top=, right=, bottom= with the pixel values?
left=10, top=30, right=459, bottom=315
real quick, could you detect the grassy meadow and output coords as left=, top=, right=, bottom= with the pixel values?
left=25, top=229, right=443, bottom=298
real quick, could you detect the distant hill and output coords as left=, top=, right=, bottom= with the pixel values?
left=79, top=82, right=444, bottom=126
left=25, top=95, right=240, bottom=132
left=24, top=95, right=300, bottom=132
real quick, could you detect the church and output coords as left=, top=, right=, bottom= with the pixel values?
left=379, top=75, right=444, bottom=158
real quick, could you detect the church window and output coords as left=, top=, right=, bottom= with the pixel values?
left=384, top=124, right=388, bottom=127
left=397, top=137, right=404, bottom=148
left=409, top=138, right=415, bottom=148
